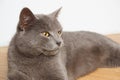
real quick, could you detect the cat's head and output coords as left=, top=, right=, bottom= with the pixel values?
left=15, top=7, right=63, bottom=56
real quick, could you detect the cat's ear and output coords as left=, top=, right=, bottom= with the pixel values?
left=19, top=7, right=36, bottom=31
left=49, top=7, right=62, bottom=18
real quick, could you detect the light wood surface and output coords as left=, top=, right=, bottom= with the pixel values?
left=0, top=34, right=120, bottom=80
left=0, top=47, right=8, bottom=80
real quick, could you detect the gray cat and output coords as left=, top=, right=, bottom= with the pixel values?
left=7, top=7, right=120, bottom=80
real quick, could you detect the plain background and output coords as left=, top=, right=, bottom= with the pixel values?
left=0, top=0, right=120, bottom=46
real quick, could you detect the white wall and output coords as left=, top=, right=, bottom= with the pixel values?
left=0, top=0, right=120, bottom=46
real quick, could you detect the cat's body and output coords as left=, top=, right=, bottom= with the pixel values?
left=63, top=31, right=120, bottom=80
left=8, top=8, right=120, bottom=80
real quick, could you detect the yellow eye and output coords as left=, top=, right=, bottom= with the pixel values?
left=42, top=32, right=50, bottom=37
left=58, top=31, right=62, bottom=35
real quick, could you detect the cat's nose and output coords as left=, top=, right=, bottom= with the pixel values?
left=56, top=41, right=61, bottom=46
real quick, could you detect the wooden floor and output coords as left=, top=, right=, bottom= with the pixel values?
left=0, top=47, right=8, bottom=80
left=0, top=34, right=120, bottom=80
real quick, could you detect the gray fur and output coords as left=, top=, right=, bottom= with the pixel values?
left=8, top=8, right=120, bottom=80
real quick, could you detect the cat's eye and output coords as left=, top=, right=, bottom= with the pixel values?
left=41, top=32, right=50, bottom=37
left=58, top=31, right=62, bottom=35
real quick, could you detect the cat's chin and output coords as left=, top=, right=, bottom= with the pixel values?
left=42, top=49, right=60, bottom=56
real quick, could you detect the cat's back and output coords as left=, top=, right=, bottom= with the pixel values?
left=62, top=31, right=117, bottom=52
left=62, top=31, right=116, bottom=45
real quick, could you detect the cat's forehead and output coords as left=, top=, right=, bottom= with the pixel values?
left=35, top=14, right=56, bottom=24
left=35, top=14, right=48, bottom=20
left=35, top=14, right=62, bottom=31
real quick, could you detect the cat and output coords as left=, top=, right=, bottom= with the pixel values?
left=7, top=7, right=120, bottom=80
